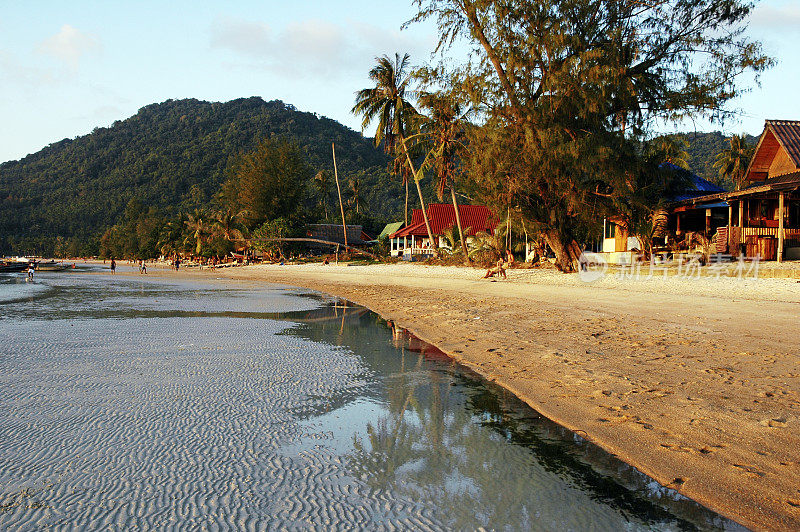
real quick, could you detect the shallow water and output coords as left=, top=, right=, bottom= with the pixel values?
left=0, top=270, right=745, bottom=530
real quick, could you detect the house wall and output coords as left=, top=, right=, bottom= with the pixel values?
left=768, top=147, right=798, bottom=178
left=614, top=225, right=628, bottom=252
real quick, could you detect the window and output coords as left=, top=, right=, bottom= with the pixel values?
left=604, top=222, right=616, bottom=240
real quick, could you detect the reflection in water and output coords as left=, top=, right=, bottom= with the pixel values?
left=278, top=307, right=743, bottom=531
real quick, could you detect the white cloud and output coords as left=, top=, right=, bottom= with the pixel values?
left=209, top=16, right=434, bottom=80
left=37, top=24, right=101, bottom=68
left=209, top=17, right=272, bottom=57
left=750, top=4, right=800, bottom=31
left=0, top=49, right=58, bottom=87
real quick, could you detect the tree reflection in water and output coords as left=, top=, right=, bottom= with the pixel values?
left=346, top=324, right=737, bottom=531
left=275, top=299, right=741, bottom=531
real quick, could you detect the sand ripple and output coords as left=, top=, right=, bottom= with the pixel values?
left=0, top=317, right=447, bottom=530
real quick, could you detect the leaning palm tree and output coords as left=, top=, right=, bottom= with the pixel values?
left=714, top=134, right=754, bottom=191
left=418, top=92, right=471, bottom=262
left=353, top=53, right=438, bottom=257
left=212, top=207, right=249, bottom=244
left=352, top=53, right=415, bottom=226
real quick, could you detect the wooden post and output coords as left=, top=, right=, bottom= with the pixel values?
left=727, top=204, right=733, bottom=251
left=738, top=200, right=744, bottom=228
left=778, top=192, right=785, bottom=263
left=332, top=143, right=347, bottom=248
left=676, top=213, right=681, bottom=234
left=705, top=208, right=712, bottom=236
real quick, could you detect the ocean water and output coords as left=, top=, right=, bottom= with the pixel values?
left=0, top=269, right=744, bottom=530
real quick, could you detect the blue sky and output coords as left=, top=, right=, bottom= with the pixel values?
left=1, top=0, right=798, bottom=163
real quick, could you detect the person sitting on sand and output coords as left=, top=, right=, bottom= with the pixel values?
left=483, top=257, right=507, bottom=279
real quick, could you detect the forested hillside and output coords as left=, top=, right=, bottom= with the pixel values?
left=672, top=131, right=758, bottom=189
left=0, top=95, right=761, bottom=257
left=0, top=97, right=405, bottom=255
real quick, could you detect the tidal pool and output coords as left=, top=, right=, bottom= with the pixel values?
left=0, top=270, right=744, bottom=530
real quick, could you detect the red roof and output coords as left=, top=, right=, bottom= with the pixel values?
left=390, top=204, right=498, bottom=238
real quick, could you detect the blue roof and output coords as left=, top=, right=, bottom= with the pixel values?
left=661, top=162, right=725, bottom=202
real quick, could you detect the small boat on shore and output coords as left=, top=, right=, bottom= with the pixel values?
left=35, top=260, right=75, bottom=272
left=0, top=260, right=29, bottom=273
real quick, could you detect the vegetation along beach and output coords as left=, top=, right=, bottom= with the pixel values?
left=2, top=0, right=799, bottom=530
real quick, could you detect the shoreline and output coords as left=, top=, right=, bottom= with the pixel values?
left=80, top=261, right=800, bottom=530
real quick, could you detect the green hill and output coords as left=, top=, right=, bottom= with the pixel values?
left=0, top=97, right=762, bottom=256
left=0, top=97, right=405, bottom=255
left=670, top=131, right=759, bottom=189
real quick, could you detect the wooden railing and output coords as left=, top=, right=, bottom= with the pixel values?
left=737, top=227, right=800, bottom=239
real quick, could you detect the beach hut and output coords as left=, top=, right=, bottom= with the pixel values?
left=724, top=120, right=800, bottom=261
left=305, top=224, right=369, bottom=251
left=388, top=204, right=498, bottom=258
left=600, top=164, right=726, bottom=263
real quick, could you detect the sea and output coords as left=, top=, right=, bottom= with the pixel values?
left=0, top=266, right=745, bottom=530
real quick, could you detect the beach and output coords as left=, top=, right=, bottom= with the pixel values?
left=1, top=267, right=737, bottom=530
left=121, top=260, right=800, bottom=531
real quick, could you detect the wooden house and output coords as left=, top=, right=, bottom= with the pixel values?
left=600, top=164, right=726, bottom=263
left=305, top=224, right=371, bottom=250
left=388, top=204, right=498, bottom=257
left=725, top=120, right=800, bottom=261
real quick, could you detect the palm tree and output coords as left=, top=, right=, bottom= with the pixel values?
left=418, top=92, right=471, bottom=262
left=714, top=134, right=754, bottom=190
left=348, top=176, right=364, bottom=214
left=352, top=53, right=416, bottom=226
left=650, top=136, right=691, bottom=170
left=157, top=213, right=187, bottom=257
left=211, top=207, right=249, bottom=243
left=314, top=170, right=330, bottom=220
left=353, top=53, right=438, bottom=257
left=184, top=209, right=208, bottom=256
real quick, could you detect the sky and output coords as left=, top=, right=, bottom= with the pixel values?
left=1, top=0, right=799, bottom=164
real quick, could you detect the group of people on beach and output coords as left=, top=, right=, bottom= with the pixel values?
left=483, top=250, right=514, bottom=280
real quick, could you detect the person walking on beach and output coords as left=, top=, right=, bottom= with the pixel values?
left=175, top=257, right=180, bottom=271
left=139, top=260, right=147, bottom=274
left=110, top=258, right=116, bottom=274
left=26, top=260, right=35, bottom=281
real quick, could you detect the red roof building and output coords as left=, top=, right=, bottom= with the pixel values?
left=388, top=204, right=498, bottom=257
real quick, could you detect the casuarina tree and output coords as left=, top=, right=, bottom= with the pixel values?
left=408, top=0, right=772, bottom=271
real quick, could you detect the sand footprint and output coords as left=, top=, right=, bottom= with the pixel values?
left=733, top=463, right=766, bottom=478
left=759, top=417, right=789, bottom=428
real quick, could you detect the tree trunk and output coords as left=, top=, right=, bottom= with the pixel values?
left=400, top=136, right=438, bottom=258
left=332, top=143, right=347, bottom=247
left=404, top=179, right=409, bottom=227
left=449, top=187, right=470, bottom=263
left=543, top=229, right=581, bottom=273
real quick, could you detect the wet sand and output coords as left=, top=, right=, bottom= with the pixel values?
left=107, top=261, right=800, bottom=531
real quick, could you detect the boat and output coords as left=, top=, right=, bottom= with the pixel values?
left=0, top=259, right=29, bottom=273
left=35, top=260, right=75, bottom=272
